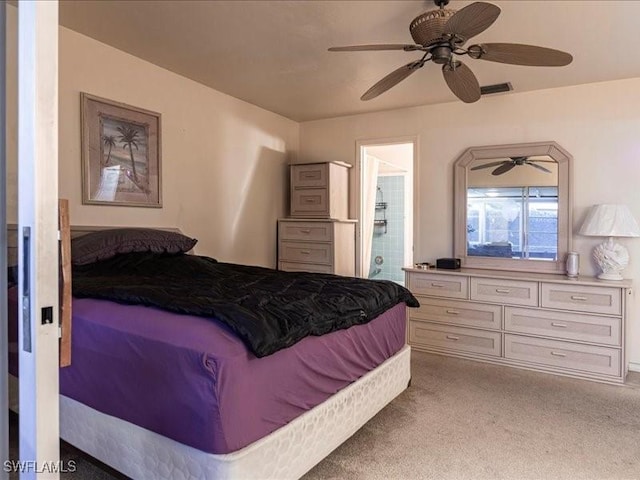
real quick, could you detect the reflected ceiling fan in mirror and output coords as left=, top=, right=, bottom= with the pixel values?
left=470, top=156, right=555, bottom=176
left=328, top=0, right=573, bottom=103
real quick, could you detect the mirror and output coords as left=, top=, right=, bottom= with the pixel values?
left=454, top=142, right=572, bottom=274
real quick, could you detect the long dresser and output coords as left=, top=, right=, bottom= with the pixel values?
left=405, top=267, right=632, bottom=384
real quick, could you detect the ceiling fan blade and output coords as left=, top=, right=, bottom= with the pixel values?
left=527, top=162, right=552, bottom=173
left=442, top=61, right=481, bottom=103
left=328, top=44, right=423, bottom=52
left=492, top=163, right=516, bottom=176
left=470, top=160, right=507, bottom=171
left=469, top=43, right=573, bottom=66
left=443, top=2, right=501, bottom=43
left=361, top=61, right=423, bottom=101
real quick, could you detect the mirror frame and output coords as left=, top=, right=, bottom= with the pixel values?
left=454, top=141, right=572, bottom=274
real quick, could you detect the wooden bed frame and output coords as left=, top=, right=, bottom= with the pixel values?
left=59, top=199, right=72, bottom=367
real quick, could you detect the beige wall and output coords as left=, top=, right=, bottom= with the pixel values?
left=6, top=5, right=299, bottom=268
left=300, top=77, right=640, bottom=366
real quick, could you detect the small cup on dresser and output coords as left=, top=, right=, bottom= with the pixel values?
left=566, top=251, right=579, bottom=277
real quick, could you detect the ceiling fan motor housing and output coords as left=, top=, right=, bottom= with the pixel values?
left=409, top=9, right=456, bottom=46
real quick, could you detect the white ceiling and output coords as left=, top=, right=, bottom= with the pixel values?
left=59, top=0, right=640, bottom=122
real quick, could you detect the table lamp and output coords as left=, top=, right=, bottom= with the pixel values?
left=578, top=204, right=640, bottom=280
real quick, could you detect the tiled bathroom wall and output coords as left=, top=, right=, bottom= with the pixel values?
left=369, top=175, right=405, bottom=285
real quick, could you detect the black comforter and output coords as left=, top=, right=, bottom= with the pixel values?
left=72, top=253, right=419, bottom=357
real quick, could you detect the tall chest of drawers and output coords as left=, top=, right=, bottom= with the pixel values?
left=278, top=219, right=356, bottom=275
left=405, top=268, right=632, bottom=384
left=279, top=161, right=356, bottom=276
left=290, top=162, right=350, bottom=219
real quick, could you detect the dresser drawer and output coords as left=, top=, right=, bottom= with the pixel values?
left=291, top=163, right=327, bottom=188
left=541, top=283, right=621, bottom=316
left=470, top=278, right=538, bottom=307
left=410, top=321, right=501, bottom=357
left=411, top=297, right=501, bottom=330
left=505, top=307, right=621, bottom=346
left=279, top=241, right=331, bottom=264
left=407, top=273, right=468, bottom=299
left=279, top=262, right=333, bottom=274
left=291, top=188, right=328, bottom=216
left=278, top=221, right=332, bottom=242
left=504, top=334, right=620, bottom=377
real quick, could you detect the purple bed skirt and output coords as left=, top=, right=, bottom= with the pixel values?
left=9, top=288, right=407, bottom=454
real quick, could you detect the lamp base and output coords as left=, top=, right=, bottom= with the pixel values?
left=596, top=272, right=624, bottom=281
left=592, top=237, right=629, bottom=282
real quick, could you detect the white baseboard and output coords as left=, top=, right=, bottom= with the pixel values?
left=628, top=362, right=640, bottom=373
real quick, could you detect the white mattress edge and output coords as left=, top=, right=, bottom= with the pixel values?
left=58, top=345, right=412, bottom=479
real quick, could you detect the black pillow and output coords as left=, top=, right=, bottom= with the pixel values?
left=71, top=228, right=197, bottom=266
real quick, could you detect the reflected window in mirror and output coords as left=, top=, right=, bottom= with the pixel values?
left=453, top=142, right=572, bottom=274
left=467, top=186, right=558, bottom=260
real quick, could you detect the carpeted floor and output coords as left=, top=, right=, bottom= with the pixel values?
left=304, top=351, right=640, bottom=480
left=8, top=351, right=640, bottom=479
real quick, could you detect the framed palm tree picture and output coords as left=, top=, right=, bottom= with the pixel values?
left=81, top=93, right=162, bottom=207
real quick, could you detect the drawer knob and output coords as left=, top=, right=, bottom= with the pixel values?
left=551, top=322, right=568, bottom=328
left=300, top=250, right=311, bottom=255
left=550, top=351, right=567, bottom=357
left=495, top=288, right=511, bottom=294
left=431, top=283, right=445, bottom=288
left=445, top=309, right=460, bottom=315
left=570, top=295, right=588, bottom=301
left=299, top=229, right=311, bottom=234
left=445, top=335, right=460, bottom=341
left=304, top=198, right=316, bottom=203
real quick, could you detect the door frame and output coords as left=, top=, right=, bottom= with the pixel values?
left=354, top=136, right=418, bottom=278
left=17, top=1, right=60, bottom=478
left=1, top=2, right=8, bottom=476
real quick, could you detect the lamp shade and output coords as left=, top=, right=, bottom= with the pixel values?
left=579, top=204, right=640, bottom=237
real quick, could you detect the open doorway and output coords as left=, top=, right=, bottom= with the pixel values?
left=357, top=139, right=415, bottom=286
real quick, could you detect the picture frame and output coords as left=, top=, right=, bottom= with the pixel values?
left=81, top=93, right=162, bottom=207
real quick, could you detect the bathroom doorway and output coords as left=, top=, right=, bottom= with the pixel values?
left=357, top=139, right=415, bottom=285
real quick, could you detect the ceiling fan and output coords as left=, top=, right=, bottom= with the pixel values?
left=470, top=156, right=555, bottom=176
left=328, top=0, right=573, bottom=103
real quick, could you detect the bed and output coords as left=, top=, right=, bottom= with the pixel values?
left=8, top=226, right=418, bottom=479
